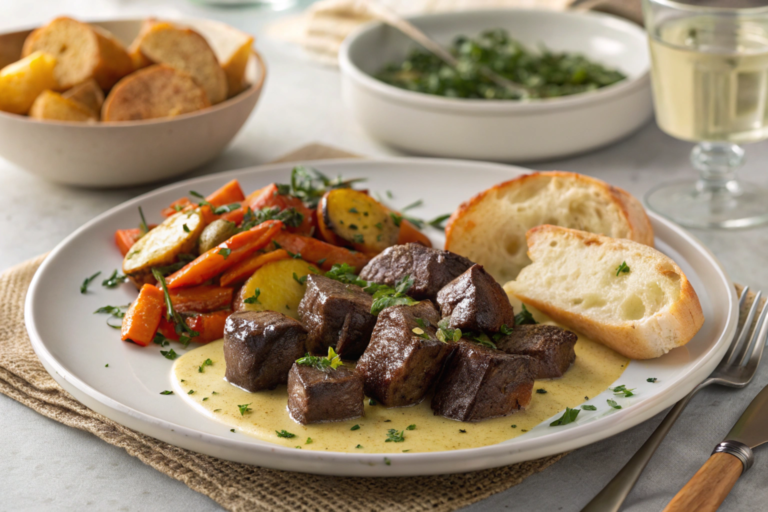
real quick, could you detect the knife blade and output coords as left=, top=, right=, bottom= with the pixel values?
left=722, top=382, right=768, bottom=451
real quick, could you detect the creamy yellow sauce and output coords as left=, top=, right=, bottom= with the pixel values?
left=172, top=296, right=628, bottom=453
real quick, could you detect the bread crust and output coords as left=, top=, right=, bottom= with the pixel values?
left=509, top=225, right=704, bottom=360
left=30, top=90, right=97, bottom=122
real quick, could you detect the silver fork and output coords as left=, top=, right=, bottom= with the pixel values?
left=582, top=287, right=768, bottom=512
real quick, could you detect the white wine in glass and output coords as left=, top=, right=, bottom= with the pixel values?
left=644, top=0, right=768, bottom=229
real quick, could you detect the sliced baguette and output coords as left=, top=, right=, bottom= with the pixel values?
left=445, top=171, right=654, bottom=283
left=505, top=225, right=704, bottom=359
left=138, top=24, right=227, bottom=104
left=62, top=78, right=104, bottom=115
left=29, top=90, right=97, bottom=122
left=101, top=64, right=209, bottom=121
left=21, top=17, right=133, bottom=90
left=0, top=51, right=58, bottom=115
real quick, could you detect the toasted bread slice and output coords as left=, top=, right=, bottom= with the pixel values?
left=62, top=78, right=104, bottom=115
left=101, top=64, right=209, bottom=121
left=126, top=19, right=173, bottom=71
left=29, top=90, right=97, bottom=122
left=505, top=225, right=704, bottom=359
left=0, top=51, right=58, bottom=115
left=445, top=171, right=654, bottom=283
left=138, top=24, right=227, bottom=104
left=184, top=20, right=254, bottom=97
left=221, top=37, right=253, bottom=97
left=21, top=17, right=133, bottom=90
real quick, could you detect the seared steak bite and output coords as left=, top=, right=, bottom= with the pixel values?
left=359, top=243, right=474, bottom=301
left=298, top=274, right=376, bottom=359
left=287, top=363, right=364, bottom=424
left=223, top=311, right=307, bottom=392
left=432, top=341, right=535, bottom=422
left=356, top=301, right=453, bottom=407
left=495, top=324, right=577, bottom=379
left=436, top=264, right=515, bottom=332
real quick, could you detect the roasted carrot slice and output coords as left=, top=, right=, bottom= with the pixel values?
left=165, top=220, right=283, bottom=289
left=156, top=317, right=179, bottom=341
left=248, top=183, right=315, bottom=236
left=114, top=225, right=157, bottom=256
left=161, top=179, right=245, bottom=218
left=272, top=232, right=370, bottom=272
left=161, top=198, right=193, bottom=218
left=398, top=219, right=432, bottom=247
left=169, top=286, right=233, bottom=313
left=121, top=284, right=165, bottom=346
left=220, top=249, right=290, bottom=287
left=185, top=310, right=232, bottom=343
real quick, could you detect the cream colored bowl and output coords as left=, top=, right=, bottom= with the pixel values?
left=0, top=18, right=266, bottom=187
left=339, top=10, right=652, bottom=162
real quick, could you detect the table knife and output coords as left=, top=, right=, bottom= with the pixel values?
left=664, top=382, right=768, bottom=512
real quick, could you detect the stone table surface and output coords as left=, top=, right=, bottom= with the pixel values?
left=2, top=1, right=768, bottom=511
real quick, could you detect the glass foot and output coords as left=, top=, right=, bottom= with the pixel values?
left=645, top=179, right=768, bottom=229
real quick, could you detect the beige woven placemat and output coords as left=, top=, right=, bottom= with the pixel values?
left=0, top=143, right=567, bottom=512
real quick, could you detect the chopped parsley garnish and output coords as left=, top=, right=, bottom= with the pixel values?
left=515, top=304, right=538, bottom=325
left=427, top=213, right=452, bottom=230
left=296, top=346, right=343, bottom=371
left=198, top=358, right=213, bottom=373
left=160, top=390, right=173, bottom=395
left=239, top=206, right=304, bottom=232
left=389, top=213, right=403, bottom=227
left=369, top=275, right=419, bottom=315
left=160, top=349, right=178, bottom=360
left=607, top=399, right=622, bottom=409
left=406, top=424, right=416, bottom=431
left=356, top=444, right=363, bottom=449
left=536, top=388, right=547, bottom=394
left=384, top=457, right=391, bottom=466
left=550, top=407, right=580, bottom=426
left=217, top=248, right=231, bottom=259
left=202, top=397, right=208, bottom=401
left=436, top=317, right=462, bottom=343
left=101, top=270, right=128, bottom=288
left=317, top=258, right=327, bottom=266
left=153, top=332, right=172, bottom=347
left=511, top=425, right=517, bottom=428
left=385, top=429, right=405, bottom=443
left=582, top=405, right=597, bottom=411
left=369, top=398, right=377, bottom=406
left=647, top=378, right=657, bottom=383
left=188, top=390, right=195, bottom=395
left=612, top=385, right=635, bottom=397
left=238, top=403, right=252, bottom=415
left=138, top=206, right=150, bottom=236
left=348, top=224, right=358, bottom=230
left=244, top=288, right=261, bottom=304
left=276, top=430, right=296, bottom=438
left=499, top=324, right=514, bottom=335
left=230, top=429, right=235, bottom=433
left=351, top=424, right=361, bottom=431
left=352, top=234, right=364, bottom=244
left=464, top=331, right=497, bottom=349
left=173, top=205, right=184, bottom=212
left=105, top=364, right=109, bottom=368
left=459, top=429, right=467, bottom=433
left=275, top=166, right=365, bottom=208
left=94, top=304, right=130, bottom=329
left=349, top=207, right=359, bottom=213
left=189, top=190, right=241, bottom=215
left=183, top=223, right=190, bottom=233
left=293, top=273, right=308, bottom=285
left=306, top=438, right=313, bottom=444
left=325, top=263, right=367, bottom=286
left=615, top=261, right=631, bottom=276
left=80, top=271, right=101, bottom=294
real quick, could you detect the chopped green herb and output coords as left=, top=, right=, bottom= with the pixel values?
left=427, top=213, right=452, bottom=230
left=374, top=222, right=384, bottom=230
left=202, top=397, right=209, bottom=401
left=151, top=268, right=198, bottom=347
left=499, top=324, right=514, bottom=335
left=515, top=304, right=538, bottom=325
left=402, top=450, right=410, bottom=453
left=105, top=364, right=109, bottom=368
left=389, top=212, right=403, bottom=227
left=536, top=388, right=547, bottom=394
left=607, top=399, right=622, bottom=409
left=217, top=248, right=231, bottom=259
left=615, top=261, right=630, bottom=276
left=138, top=206, right=149, bottom=236
left=276, top=429, right=296, bottom=438
left=406, top=424, right=416, bottom=431
left=189, top=190, right=241, bottom=215
left=230, top=429, right=235, bottom=433
left=436, top=317, right=462, bottom=343
left=101, top=270, right=129, bottom=288
left=511, top=425, right=517, bottom=428
left=160, top=390, right=173, bottom=395
left=296, top=346, right=343, bottom=371
left=348, top=224, right=358, bottom=230
left=174, top=205, right=184, bottom=212
left=521, top=429, right=528, bottom=432
left=369, top=398, right=377, bottom=406
left=356, top=444, right=363, bottom=449
left=214, top=409, right=221, bottom=412
left=550, top=407, right=580, bottom=426
left=459, top=429, right=467, bottom=433
left=183, top=224, right=190, bottom=233
left=317, top=258, right=327, bottom=266
left=212, top=391, right=218, bottom=395
left=199, top=358, right=213, bottom=373
left=80, top=271, right=101, bottom=294
left=94, top=304, right=130, bottom=329
left=352, top=234, right=364, bottom=244
left=351, top=424, right=361, bottom=431
left=647, top=378, right=657, bottom=383
left=349, top=207, right=359, bottom=213
left=306, top=438, right=313, bottom=445
left=188, top=390, right=195, bottom=395
left=384, top=457, right=391, bottom=466
left=612, top=385, right=635, bottom=397
left=238, top=403, right=252, bottom=415
left=582, top=405, right=597, bottom=411
left=153, top=332, right=171, bottom=347
left=244, top=288, right=261, bottom=304
left=160, top=349, right=178, bottom=360
left=369, top=274, right=419, bottom=315
left=464, top=331, right=497, bottom=349
left=385, top=429, right=406, bottom=443
left=293, top=272, right=308, bottom=285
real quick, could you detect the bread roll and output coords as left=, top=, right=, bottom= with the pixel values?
left=29, top=90, right=97, bottom=122
left=62, top=78, right=104, bottom=115
left=0, top=51, right=57, bottom=115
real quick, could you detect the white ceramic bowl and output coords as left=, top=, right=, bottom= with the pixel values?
left=339, top=10, right=652, bottom=162
left=0, top=18, right=266, bottom=188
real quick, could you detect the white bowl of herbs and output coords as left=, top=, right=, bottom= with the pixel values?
left=339, top=9, right=652, bottom=162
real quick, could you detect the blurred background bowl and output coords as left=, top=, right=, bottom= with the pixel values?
left=0, top=18, right=266, bottom=188
left=339, top=9, right=651, bottom=162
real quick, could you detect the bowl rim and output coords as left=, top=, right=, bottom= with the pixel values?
left=339, top=8, right=651, bottom=114
left=0, top=17, right=267, bottom=128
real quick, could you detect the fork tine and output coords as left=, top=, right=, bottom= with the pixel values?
left=721, top=287, right=754, bottom=365
left=742, top=301, right=768, bottom=379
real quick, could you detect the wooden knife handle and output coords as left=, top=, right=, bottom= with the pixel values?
left=663, top=452, right=743, bottom=512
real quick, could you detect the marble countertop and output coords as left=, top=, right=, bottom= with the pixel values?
left=2, top=1, right=768, bottom=510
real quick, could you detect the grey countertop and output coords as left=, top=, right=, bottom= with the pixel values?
left=2, top=1, right=768, bottom=511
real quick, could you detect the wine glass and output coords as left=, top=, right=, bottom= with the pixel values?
left=643, top=0, right=768, bottom=229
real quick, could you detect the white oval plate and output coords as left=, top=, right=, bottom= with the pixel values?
left=25, top=159, right=737, bottom=476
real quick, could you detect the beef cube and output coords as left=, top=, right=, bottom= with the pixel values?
left=359, top=243, right=474, bottom=302
left=495, top=324, right=577, bottom=379
left=223, top=310, right=307, bottom=392
left=287, top=363, right=364, bottom=424
left=356, top=301, right=453, bottom=407
left=432, top=341, right=535, bottom=421
left=298, top=274, right=376, bottom=359
left=436, top=264, right=515, bottom=332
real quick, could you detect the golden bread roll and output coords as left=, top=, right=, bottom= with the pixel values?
left=61, top=78, right=104, bottom=115
left=29, top=90, right=98, bottom=122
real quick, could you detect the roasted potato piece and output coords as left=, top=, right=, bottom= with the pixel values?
left=198, top=219, right=237, bottom=254
left=62, top=78, right=104, bottom=115
left=123, top=210, right=205, bottom=286
left=30, top=90, right=97, bottom=122
left=0, top=51, right=57, bottom=115
left=320, top=189, right=399, bottom=253
left=237, top=258, right=320, bottom=320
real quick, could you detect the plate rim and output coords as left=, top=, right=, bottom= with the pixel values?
left=24, top=157, right=738, bottom=476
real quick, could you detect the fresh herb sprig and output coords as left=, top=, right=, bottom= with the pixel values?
left=615, top=261, right=631, bottom=276
left=550, top=407, right=580, bottom=426
left=94, top=304, right=130, bottom=329
left=296, top=347, right=343, bottom=372
left=515, top=304, right=538, bottom=325
left=189, top=190, right=240, bottom=215
left=324, top=264, right=419, bottom=315
left=151, top=268, right=198, bottom=347
left=277, top=166, right=365, bottom=209
left=102, top=270, right=129, bottom=288
left=81, top=272, right=101, bottom=294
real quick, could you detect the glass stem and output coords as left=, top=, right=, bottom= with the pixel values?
left=691, top=142, right=744, bottom=194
